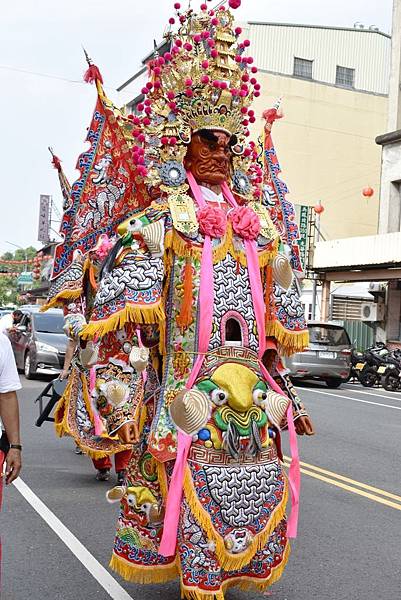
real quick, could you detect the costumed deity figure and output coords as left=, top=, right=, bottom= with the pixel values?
left=44, top=3, right=315, bottom=598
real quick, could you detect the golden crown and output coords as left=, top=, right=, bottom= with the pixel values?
left=129, top=1, right=264, bottom=200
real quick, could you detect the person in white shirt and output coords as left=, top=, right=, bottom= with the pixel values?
left=0, top=309, right=23, bottom=334
left=0, top=332, right=22, bottom=486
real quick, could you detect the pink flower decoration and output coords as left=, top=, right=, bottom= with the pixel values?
left=229, top=206, right=260, bottom=240
left=95, top=235, right=114, bottom=260
left=198, top=205, right=227, bottom=238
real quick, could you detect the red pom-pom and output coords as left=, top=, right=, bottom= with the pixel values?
left=83, top=64, right=103, bottom=85
left=175, top=39, right=182, bottom=47
left=229, top=0, right=241, bottom=8
left=137, top=103, right=144, bottom=112
left=174, top=2, right=180, bottom=8
left=51, top=155, right=62, bottom=171
left=210, top=49, right=218, bottom=58
left=194, top=34, right=202, bottom=43
left=185, top=78, right=193, bottom=86
left=202, top=30, right=210, bottom=39
left=235, top=27, right=242, bottom=35
left=235, top=55, right=242, bottom=63
left=184, top=42, right=193, bottom=51
left=201, top=74, right=210, bottom=84
left=211, top=18, right=219, bottom=26
left=251, top=66, right=258, bottom=73
left=254, top=91, right=260, bottom=97
left=169, top=17, right=175, bottom=24
left=185, top=88, right=194, bottom=97
left=161, top=136, right=169, bottom=145
left=200, top=3, right=207, bottom=10
left=167, top=90, right=175, bottom=99
left=201, top=60, right=209, bottom=69
left=243, top=39, right=250, bottom=47
left=164, top=52, right=172, bottom=61
left=169, top=137, right=177, bottom=145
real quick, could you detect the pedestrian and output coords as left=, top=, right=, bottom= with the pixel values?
left=0, top=309, right=23, bottom=334
left=0, top=331, right=22, bottom=494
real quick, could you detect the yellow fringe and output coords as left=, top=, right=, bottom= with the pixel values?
left=80, top=303, right=166, bottom=340
left=180, top=541, right=290, bottom=600
left=165, top=225, right=278, bottom=268
left=183, top=465, right=288, bottom=572
left=40, top=288, right=82, bottom=311
left=266, top=320, right=310, bottom=356
left=109, top=553, right=178, bottom=584
left=155, top=460, right=169, bottom=500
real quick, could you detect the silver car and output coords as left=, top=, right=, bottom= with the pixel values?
left=8, top=308, right=68, bottom=379
left=285, top=321, right=352, bottom=388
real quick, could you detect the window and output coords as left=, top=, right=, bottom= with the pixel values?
left=293, top=57, right=313, bottom=80
left=336, top=66, right=355, bottom=88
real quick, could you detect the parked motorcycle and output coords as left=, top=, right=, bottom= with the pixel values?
left=382, top=349, right=401, bottom=391
left=354, top=343, right=390, bottom=387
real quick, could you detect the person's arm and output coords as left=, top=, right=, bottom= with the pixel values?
left=0, top=390, right=21, bottom=484
left=60, top=338, right=78, bottom=380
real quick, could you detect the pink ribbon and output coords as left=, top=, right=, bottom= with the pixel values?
left=259, top=362, right=300, bottom=538
left=89, top=366, right=104, bottom=436
left=159, top=171, right=215, bottom=557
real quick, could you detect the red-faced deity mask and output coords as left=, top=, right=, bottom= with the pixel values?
left=184, top=129, right=233, bottom=186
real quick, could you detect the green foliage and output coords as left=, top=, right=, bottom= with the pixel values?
left=0, top=246, right=38, bottom=306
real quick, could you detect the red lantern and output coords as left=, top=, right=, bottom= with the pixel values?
left=314, top=204, right=324, bottom=214
left=362, top=186, right=374, bottom=197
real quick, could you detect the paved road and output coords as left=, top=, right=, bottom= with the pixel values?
left=2, top=376, right=401, bottom=600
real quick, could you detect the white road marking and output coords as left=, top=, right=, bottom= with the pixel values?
left=342, top=385, right=401, bottom=402
left=13, top=478, right=133, bottom=600
left=298, top=387, right=401, bottom=410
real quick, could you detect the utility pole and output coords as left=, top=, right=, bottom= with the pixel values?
left=387, top=0, right=401, bottom=131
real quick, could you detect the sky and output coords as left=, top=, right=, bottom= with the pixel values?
left=0, top=0, right=393, bottom=255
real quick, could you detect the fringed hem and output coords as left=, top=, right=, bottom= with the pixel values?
left=183, top=466, right=288, bottom=572
left=80, top=303, right=165, bottom=340
left=109, top=553, right=178, bottom=584
left=266, top=320, right=309, bottom=356
left=180, top=541, right=290, bottom=600
left=165, top=226, right=278, bottom=268
left=40, top=288, right=82, bottom=311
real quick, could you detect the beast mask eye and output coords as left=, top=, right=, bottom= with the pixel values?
left=211, top=388, right=228, bottom=406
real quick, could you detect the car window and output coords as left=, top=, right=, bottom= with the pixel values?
left=32, top=313, right=65, bottom=334
left=308, top=325, right=350, bottom=346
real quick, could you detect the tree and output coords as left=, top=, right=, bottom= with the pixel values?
left=0, top=246, right=39, bottom=306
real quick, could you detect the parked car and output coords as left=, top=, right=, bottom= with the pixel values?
left=7, top=307, right=68, bottom=379
left=285, top=321, right=352, bottom=388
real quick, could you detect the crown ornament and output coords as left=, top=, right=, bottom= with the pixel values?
left=127, top=1, right=264, bottom=201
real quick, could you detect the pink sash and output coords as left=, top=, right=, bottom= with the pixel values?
left=159, top=172, right=214, bottom=557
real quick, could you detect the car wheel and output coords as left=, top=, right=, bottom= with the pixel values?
left=24, top=352, right=35, bottom=380
left=326, top=378, right=342, bottom=389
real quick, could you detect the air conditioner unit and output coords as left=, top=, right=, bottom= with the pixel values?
left=360, top=302, right=385, bottom=321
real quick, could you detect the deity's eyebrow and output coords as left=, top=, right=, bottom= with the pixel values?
left=198, top=129, right=219, bottom=143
